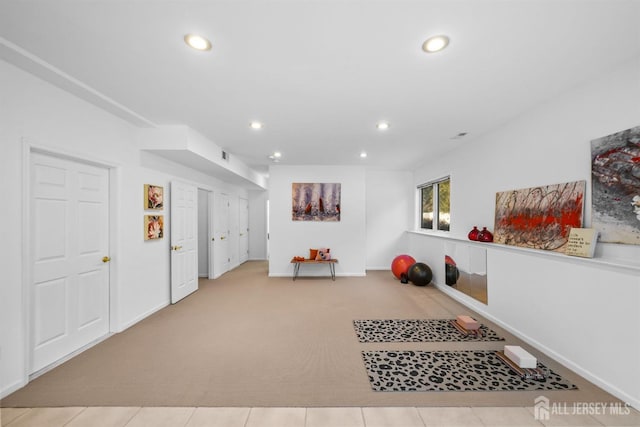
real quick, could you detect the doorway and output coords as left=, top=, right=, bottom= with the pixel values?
left=197, top=188, right=210, bottom=278
left=29, top=151, right=111, bottom=375
left=196, top=189, right=232, bottom=280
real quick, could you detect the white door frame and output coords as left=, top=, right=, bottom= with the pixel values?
left=21, top=140, right=119, bottom=385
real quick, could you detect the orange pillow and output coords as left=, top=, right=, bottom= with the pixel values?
left=309, top=249, right=318, bottom=260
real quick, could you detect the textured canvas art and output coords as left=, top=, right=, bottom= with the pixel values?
left=292, top=183, right=341, bottom=221
left=591, top=126, right=640, bottom=245
left=494, top=181, right=585, bottom=251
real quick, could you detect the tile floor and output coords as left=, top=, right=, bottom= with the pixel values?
left=1, top=406, right=639, bottom=427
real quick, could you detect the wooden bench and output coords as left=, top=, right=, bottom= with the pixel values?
left=290, top=258, right=338, bottom=281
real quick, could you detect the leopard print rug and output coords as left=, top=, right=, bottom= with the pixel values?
left=353, top=319, right=504, bottom=342
left=362, top=350, right=577, bottom=392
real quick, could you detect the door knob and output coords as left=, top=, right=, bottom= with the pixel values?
left=220, top=236, right=226, bottom=240
left=102, top=256, right=111, bottom=263
left=171, top=245, right=183, bottom=251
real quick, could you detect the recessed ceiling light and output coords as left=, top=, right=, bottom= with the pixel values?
left=250, top=121, right=263, bottom=129
left=184, top=34, right=212, bottom=51
left=360, top=152, right=368, bottom=158
left=422, top=35, right=449, bottom=53
left=273, top=151, right=281, bottom=158
left=376, top=122, right=390, bottom=130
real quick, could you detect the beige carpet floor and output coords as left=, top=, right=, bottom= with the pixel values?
left=1, top=261, right=619, bottom=408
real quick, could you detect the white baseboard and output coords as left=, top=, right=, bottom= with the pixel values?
left=118, top=300, right=169, bottom=332
left=268, top=272, right=366, bottom=278
left=29, top=333, right=114, bottom=381
left=0, top=378, right=27, bottom=400
left=434, top=283, right=640, bottom=411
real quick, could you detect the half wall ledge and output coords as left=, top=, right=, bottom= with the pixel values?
left=407, top=230, right=640, bottom=274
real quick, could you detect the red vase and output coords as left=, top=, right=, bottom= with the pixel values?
left=468, top=226, right=480, bottom=241
left=478, top=227, right=494, bottom=242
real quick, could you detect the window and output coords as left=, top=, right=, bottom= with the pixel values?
left=419, top=177, right=450, bottom=231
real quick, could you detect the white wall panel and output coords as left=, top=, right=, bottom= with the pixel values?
left=365, top=170, right=413, bottom=269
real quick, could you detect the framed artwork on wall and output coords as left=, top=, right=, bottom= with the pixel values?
left=493, top=180, right=585, bottom=251
left=144, top=184, right=163, bottom=210
left=591, top=125, right=640, bottom=245
left=144, top=215, right=164, bottom=240
left=292, top=182, right=341, bottom=221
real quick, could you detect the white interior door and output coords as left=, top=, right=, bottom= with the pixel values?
left=208, top=192, right=215, bottom=279
left=239, top=197, right=249, bottom=263
left=170, top=180, right=198, bottom=303
left=213, top=192, right=230, bottom=277
left=30, top=152, right=110, bottom=374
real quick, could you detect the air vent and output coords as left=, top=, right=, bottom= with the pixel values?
left=450, top=132, right=468, bottom=140
left=222, top=150, right=230, bottom=162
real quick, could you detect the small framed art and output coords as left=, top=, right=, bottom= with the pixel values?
left=144, top=215, right=164, bottom=240
left=144, top=184, right=164, bottom=210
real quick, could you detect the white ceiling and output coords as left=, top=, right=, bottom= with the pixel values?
left=2, top=0, right=639, bottom=176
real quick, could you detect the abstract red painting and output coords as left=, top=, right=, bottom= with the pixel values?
left=494, top=181, right=585, bottom=251
left=591, top=126, right=640, bottom=245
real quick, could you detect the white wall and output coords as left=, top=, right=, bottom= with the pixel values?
left=267, top=168, right=413, bottom=274
left=268, top=165, right=367, bottom=277
left=0, top=60, right=259, bottom=397
left=365, top=170, right=413, bottom=269
left=409, top=57, right=640, bottom=409
left=248, top=190, right=268, bottom=260
left=1, top=59, right=137, bottom=396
